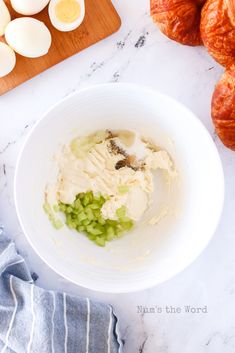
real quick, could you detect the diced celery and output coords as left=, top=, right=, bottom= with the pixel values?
left=107, top=226, right=115, bottom=235
left=95, top=237, right=106, bottom=247
left=87, top=191, right=93, bottom=202
left=121, top=221, right=133, bottom=231
left=53, top=204, right=60, bottom=212
left=118, top=185, right=129, bottom=195
left=59, top=203, right=66, bottom=212
left=83, top=194, right=90, bottom=206
left=53, top=219, right=63, bottom=229
left=93, top=210, right=100, bottom=218
left=43, top=202, right=52, bottom=215
left=77, top=212, right=86, bottom=222
left=57, top=191, right=135, bottom=247
left=78, top=192, right=85, bottom=199
left=98, top=217, right=105, bottom=225
left=106, top=219, right=117, bottom=226
left=48, top=214, right=54, bottom=222
left=106, top=233, right=115, bottom=241
left=116, top=206, right=126, bottom=219
left=87, top=233, right=96, bottom=241
left=86, top=225, right=102, bottom=235
left=88, top=203, right=98, bottom=210
left=119, top=216, right=131, bottom=223
left=82, top=219, right=90, bottom=226
left=74, top=199, right=81, bottom=209
left=66, top=214, right=72, bottom=222
left=85, top=208, right=94, bottom=221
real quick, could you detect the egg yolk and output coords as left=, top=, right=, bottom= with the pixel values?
left=55, top=0, right=81, bottom=24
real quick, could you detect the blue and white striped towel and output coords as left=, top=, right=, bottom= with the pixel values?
left=0, top=232, right=122, bottom=353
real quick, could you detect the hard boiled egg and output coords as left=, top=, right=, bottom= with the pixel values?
left=49, top=0, right=85, bottom=32
left=5, top=18, right=51, bottom=58
left=10, top=0, right=50, bottom=15
left=0, top=0, right=11, bottom=35
left=0, top=42, right=16, bottom=77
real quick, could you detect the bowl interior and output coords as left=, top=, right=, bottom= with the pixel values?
left=14, top=84, right=224, bottom=292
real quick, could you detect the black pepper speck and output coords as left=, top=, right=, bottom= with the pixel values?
left=135, top=35, right=146, bottom=48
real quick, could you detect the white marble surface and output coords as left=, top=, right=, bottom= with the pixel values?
left=1, top=1, right=235, bottom=352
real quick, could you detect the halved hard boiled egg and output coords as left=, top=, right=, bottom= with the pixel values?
left=5, top=17, right=51, bottom=58
left=10, top=0, right=50, bottom=15
left=0, top=0, right=11, bottom=35
left=49, top=0, right=85, bottom=32
left=0, top=42, right=16, bottom=77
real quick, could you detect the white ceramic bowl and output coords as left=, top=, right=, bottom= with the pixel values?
left=14, top=83, right=224, bottom=293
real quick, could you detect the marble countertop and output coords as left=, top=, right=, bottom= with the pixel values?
left=1, top=1, right=235, bottom=352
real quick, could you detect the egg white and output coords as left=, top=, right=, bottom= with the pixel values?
left=10, top=0, right=50, bottom=15
left=0, top=42, right=16, bottom=78
left=0, top=0, right=11, bottom=35
left=5, top=18, right=52, bottom=58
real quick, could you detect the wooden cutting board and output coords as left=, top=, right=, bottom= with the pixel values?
left=0, top=0, right=121, bottom=95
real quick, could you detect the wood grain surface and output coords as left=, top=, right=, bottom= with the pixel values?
left=0, top=0, right=121, bottom=95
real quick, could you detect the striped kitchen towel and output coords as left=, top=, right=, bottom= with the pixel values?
left=0, top=231, right=122, bottom=353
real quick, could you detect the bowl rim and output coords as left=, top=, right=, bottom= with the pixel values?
left=14, top=82, right=225, bottom=293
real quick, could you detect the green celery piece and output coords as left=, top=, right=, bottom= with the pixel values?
left=78, top=192, right=85, bottom=200
left=74, top=199, right=81, bottom=209
left=66, top=206, right=73, bottom=213
left=96, top=224, right=105, bottom=233
left=95, top=237, right=106, bottom=247
left=116, top=206, right=126, bottom=219
left=118, top=185, right=129, bottom=195
left=87, top=233, right=96, bottom=241
left=66, top=221, right=74, bottom=229
left=85, top=207, right=94, bottom=221
left=66, top=213, right=72, bottom=222
left=82, top=219, right=90, bottom=226
left=77, top=212, right=86, bottom=222
left=107, top=226, right=115, bottom=236
left=106, top=219, right=117, bottom=227
left=57, top=191, right=135, bottom=247
left=121, top=221, right=133, bottom=231
left=93, top=210, right=100, bottom=218
left=59, top=203, right=66, bottom=212
left=86, top=225, right=102, bottom=235
left=43, top=202, right=52, bottom=215
left=83, top=194, right=90, bottom=206
left=53, top=204, right=60, bottom=212
left=48, top=214, right=54, bottom=222
left=98, top=217, right=105, bottom=225
left=87, top=191, right=93, bottom=202
left=53, top=219, right=63, bottom=229
left=119, top=216, right=131, bottom=223
left=106, top=233, right=115, bottom=241
left=106, top=227, right=115, bottom=241
left=89, top=203, right=100, bottom=210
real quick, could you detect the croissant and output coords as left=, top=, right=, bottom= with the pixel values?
left=201, top=0, right=235, bottom=67
left=211, top=66, right=235, bottom=150
left=150, top=0, right=206, bottom=46
left=151, top=0, right=235, bottom=150
left=201, top=0, right=235, bottom=149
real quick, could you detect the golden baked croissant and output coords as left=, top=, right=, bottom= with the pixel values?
left=212, top=66, right=235, bottom=150
left=150, top=0, right=206, bottom=46
left=151, top=0, right=235, bottom=150
left=201, top=0, right=235, bottom=67
left=201, top=0, right=235, bottom=149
